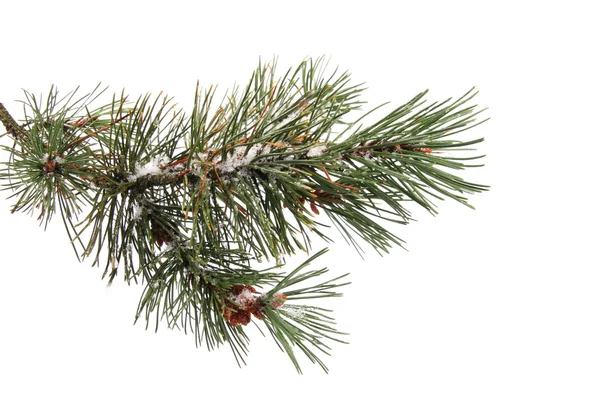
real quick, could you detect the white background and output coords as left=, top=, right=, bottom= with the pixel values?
left=0, top=1, right=598, bottom=399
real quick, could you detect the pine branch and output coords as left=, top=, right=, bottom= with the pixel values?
left=0, top=57, right=488, bottom=372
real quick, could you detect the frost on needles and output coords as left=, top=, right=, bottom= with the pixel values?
left=0, top=58, right=488, bottom=373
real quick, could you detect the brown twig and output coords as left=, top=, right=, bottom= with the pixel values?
left=65, top=111, right=132, bottom=150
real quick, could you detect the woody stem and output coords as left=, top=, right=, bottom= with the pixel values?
left=0, top=103, right=26, bottom=138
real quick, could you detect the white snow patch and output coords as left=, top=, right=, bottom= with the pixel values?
left=132, top=203, right=144, bottom=220
left=129, top=157, right=167, bottom=181
left=260, top=144, right=272, bottom=157
left=307, top=145, right=327, bottom=158
left=283, top=146, right=296, bottom=161
left=218, top=144, right=268, bottom=173
left=282, top=305, right=306, bottom=319
left=194, top=152, right=209, bottom=163
left=231, top=287, right=259, bottom=309
left=41, top=154, right=64, bottom=164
